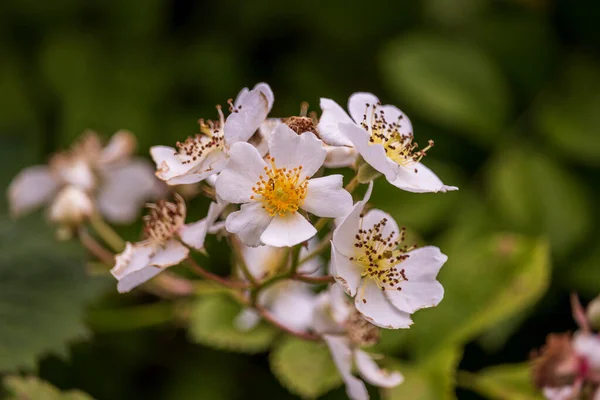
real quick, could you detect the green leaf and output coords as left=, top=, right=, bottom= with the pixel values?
left=534, top=55, right=600, bottom=165
left=188, top=294, right=277, bottom=353
left=0, top=216, right=107, bottom=372
left=270, top=336, right=342, bottom=399
left=381, top=33, right=511, bottom=144
left=457, top=363, right=543, bottom=400
left=485, top=146, right=591, bottom=257
left=3, top=375, right=94, bottom=400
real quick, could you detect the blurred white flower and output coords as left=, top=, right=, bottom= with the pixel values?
left=151, top=83, right=274, bottom=185
left=318, top=93, right=457, bottom=193
left=111, top=195, right=225, bottom=293
left=215, top=124, right=353, bottom=247
left=313, top=285, right=403, bottom=400
left=330, top=182, right=447, bottom=329
left=8, top=130, right=163, bottom=224
left=48, top=186, right=94, bottom=226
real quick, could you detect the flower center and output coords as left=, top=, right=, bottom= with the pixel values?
left=350, top=216, right=416, bottom=291
left=143, top=195, right=186, bottom=245
left=250, top=156, right=308, bottom=217
left=360, top=103, right=433, bottom=168
left=175, top=106, right=226, bottom=165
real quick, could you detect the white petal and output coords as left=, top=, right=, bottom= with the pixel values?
left=254, top=118, right=281, bottom=157
left=225, top=88, right=270, bottom=144
left=260, top=212, right=316, bottom=247
left=99, top=130, right=136, bottom=165
left=329, top=283, right=354, bottom=324
left=362, top=209, right=400, bottom=242
left=324, top=335, right=369, bottom=400
left=111, top=242, right=160, bottom=293
left=269, top=124, right=326, bottom=179
left=341, top=122, right=398, bottom=181
left=331, top=244, right=363, bottom=297
left=241, top=244, right=287, bottom=279
left=379, top=104, right=413, bottom=136
left=225, top=201, right=273, bottom=247
left=574, top=333, right=600, bottom=369
left=389, top=163, right=458, bottom=193
left=355, top=279, right=413, bottom=329
left=354, top=350, right=404, bottom=388
left=332, top=181, right=373, bottom=257
left=324, top=145, right=358, bottom=168
left=270, top=283, right=317, bottom=331
left=215, top=142, right=267, bottom=203
left=234, top=308, right=261, bottom=331
left=149, top=240, right=189, bottom=267
left=8, top=165, right=58, bottom=217
left=312, top=292, right=344, bottom=334
left=400, top=246, right=448, bottom=281
left=252, top=82, right=274, bottom=110
left=178, top=200, right=226, bottom=250
left=348, top=92, right=380, bottom=126
left=317, top=98, right=354, bottom=146
left=543, top=386, right=576, bottom=400
left=56, top=158, right=96, bottom=190
left=98, top=160, right=163, bottom=224
left=150, top=145, right=192, bottom=182
left=48, top=186, right=94, bottom=225
left=302, top=175, right=353, bottom=218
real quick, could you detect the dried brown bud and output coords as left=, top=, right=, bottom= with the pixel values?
left=531, top=333, right=579, bottom=389
left=284, top=116, right=318, bottom=136
left=345, top=308, right=380, bottom=346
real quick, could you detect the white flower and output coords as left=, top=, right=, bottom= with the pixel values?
left=215, top=123, right=353, bottom=247
left=150, top=83, right=274, bottom=185
left=318, top=93, right=457, bottom=193
left=8, top=130, right=162, bottom=224
left=234, top=240, right=323, bottom=332
left=48, top=186, right=94, bottom=226
left=313, top=285, right=403, bottom=400
left=330, top=182, right=447, bottom=329
left=110, top=195, right=225, bottom=293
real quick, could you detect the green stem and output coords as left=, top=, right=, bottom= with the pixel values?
left=289, top=243, right=303, bottom=276
left=89, top=213, right=125, bottom=252
left=298, top=232, right=332, bottom=267
left=229, top=236, right=258, bottom=286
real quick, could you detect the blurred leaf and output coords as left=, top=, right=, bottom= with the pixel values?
left=381, top=33, right=511, bottom=144
left=457, top=363, right=543, bottom=400
left=535, top=56, right=600, bottom=165
left=567, top=242, right=600, bottom=296
left=385, top=346, right=461, bottom=400
left=0, top=216, right=106, bottom=372
left=188, top=294, right=277, bottom=354
left=486, top=146, right=591, bottom=257
left=86, top=301, right=177, bottom=333
left=3, top=375, right=94, bottom=400
left=423, top=0, right=488, bottom=27
left=270, top=336, right=342, bottom=399
left=0, top=59, right=38, bottom=133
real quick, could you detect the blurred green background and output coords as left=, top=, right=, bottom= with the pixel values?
left=1, top=0, right=599, bottom=399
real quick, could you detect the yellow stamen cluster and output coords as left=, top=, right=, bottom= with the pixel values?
left=250, top=156, right=308, bottom=217
left=175, top=106, right=226, bottom=165
left=350, top=216, right=416, bottom=296
left=361, top=103, right=434, bottom=169
left=143, top=194, right=186, bottom=245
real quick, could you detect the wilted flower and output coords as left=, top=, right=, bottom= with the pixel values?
left=215, top=123, right=353, bottom=247
left=150, top=83, right=274, bottom=185
left=8, top=130, right=162, bottom=225
left=313, top=285, right=403, bottom=400
left=330, top=182, right=446, bottom=329
left=318, top=93, right=457, bottom=193
left=111, top=195, right=224, bottom=293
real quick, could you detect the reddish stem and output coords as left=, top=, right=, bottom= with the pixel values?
left=186, top=258, right=250, bottom=289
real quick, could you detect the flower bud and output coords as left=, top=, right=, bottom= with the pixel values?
left=49, top=186, right=94, bottom=226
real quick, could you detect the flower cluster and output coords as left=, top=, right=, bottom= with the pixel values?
left=7, top=83, right=456, bottom=400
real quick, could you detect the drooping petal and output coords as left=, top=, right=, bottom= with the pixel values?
left=234, top=308, right=261, bottom=331
left=317, top=98, right=354, bottom=146
left=361, top=209, right=400, bottom=242
left=270, top=283, right=317, bottom=331
left=323, top=335, right=369, bottom=400
left=150, top=145, right=192, bottom=182
left=302, top=175, right=353, bottom=218
left=355, top=279, right=413, bottom=329
left=165, top=148, right=229, bottom=185
left=215, top=142, right=268, bottom=203
left=225, top=201, right=273, bottom=247
left=99, top=130, right=137, bottom=165
left=324, top=145, right=358, bottom=168
left=341, top=122, right=398, bottom=181
left=331, top=245, right=363, bottom=297
left=149, top=239, right=189, bottom=268
left=348, top=92, right=380, bottom=126
left=269, top=124, right=326, bottom=179
left=260, top=212, right=316, bottom=247
left=329, top=283, right=353, bottom=325
left=332, top=181, right=373, bottom=257
left=48, top=186, right=94, bottom=225
left=574, top=333, right=600, bottom=369
left=354, top=350, right=404, bottom=388
left=8, top=165, right=59, bottom=217
left=312, top=292, right=344, bottom=334
left=97, top=159, right=164, bottom=224
left=178, top=200, right=227, bottom=250
left=111, top=242, right=158, bottom=293
left=225, top=87, right=270, bottom=144
left=389, top=163, right=458, bottom=193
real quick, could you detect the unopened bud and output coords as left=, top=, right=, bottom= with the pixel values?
left=49, top=186, right=94, bottom=226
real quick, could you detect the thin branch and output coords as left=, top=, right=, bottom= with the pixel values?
left=229, top=236, right=258, bottom=285
left=89, top=213, right=126, bottom=252
left=79, top=228, right=115, bottom=265
left=298, top=232, right=332, bottom=266
left=254, top=304, right=321, bottom=341
left=186, top=258, right=250, bottom=289
left=292, top=274, right=335, bottom=284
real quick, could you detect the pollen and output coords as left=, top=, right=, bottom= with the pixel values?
left=361, top=103, right=434, bottom=168
left=250, top=155, right=308, bottom=217
left=143, top=194, right=186, bottom=245
left=175, top=105, right=226, bottom=165
left=352, top=216, right=416, bottom=290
